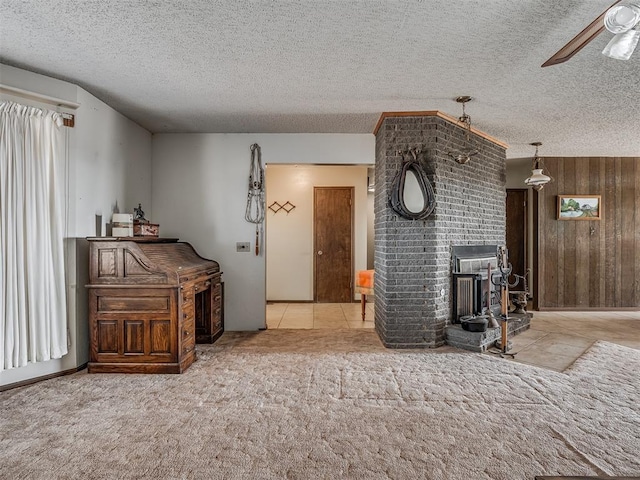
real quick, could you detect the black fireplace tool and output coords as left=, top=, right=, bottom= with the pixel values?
left=489, top=246, right=519, bottom=358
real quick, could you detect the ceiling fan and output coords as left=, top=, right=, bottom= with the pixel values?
left=542, top=0, right=640, bottom=66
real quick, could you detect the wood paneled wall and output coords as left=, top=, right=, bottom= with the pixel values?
left=537, top=157, right=640, bottom=308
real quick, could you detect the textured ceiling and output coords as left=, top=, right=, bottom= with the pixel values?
left=1, top=0, right=639, bottom=159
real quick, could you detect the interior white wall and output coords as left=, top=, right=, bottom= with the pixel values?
left=72, top=88, right=153, bottom=235
left=367, top=191, right=375, bottom=269
left=505, top=158, right=533, bottom=190
left=266, top=165, right=368, bottom=301
left=0, top=65, right=152, bottom=387
left=152, top=133, right=374, bottom=330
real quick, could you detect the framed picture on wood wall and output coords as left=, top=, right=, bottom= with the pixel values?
left=557, top=195, right=601, bottom=220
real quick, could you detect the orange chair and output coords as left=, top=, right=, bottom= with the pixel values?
left=355, top=270, right=374, bottom=321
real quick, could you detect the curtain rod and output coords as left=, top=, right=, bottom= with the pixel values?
left=0, top=84, right=80, bottom=109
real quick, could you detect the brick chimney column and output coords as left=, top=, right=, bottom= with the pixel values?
left=374, top=113, right=507, bottom=348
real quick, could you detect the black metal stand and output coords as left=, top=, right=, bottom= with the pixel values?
left=494, top=315, right=516, bottom=358
left=490, top=246, right=519, bottom=358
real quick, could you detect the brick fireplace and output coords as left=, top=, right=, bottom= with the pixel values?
left=373, top=112, right=509, bottom=348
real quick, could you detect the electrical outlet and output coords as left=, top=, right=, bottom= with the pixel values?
left=236, top=242, right=250, bottom=252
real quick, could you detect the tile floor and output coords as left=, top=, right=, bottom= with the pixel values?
left=266, top=302, right=375, bottom=330
left=508, top=310, right=640, bottom=371
left=266, top=302, right=640, bottom=372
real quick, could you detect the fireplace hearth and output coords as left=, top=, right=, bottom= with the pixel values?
left=445, top=315, right=531, bottom=353
left=447, top=244, right=532, bottom=352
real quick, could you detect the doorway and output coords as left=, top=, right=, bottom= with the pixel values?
left=506, top=188, right=528, bottom=278
left=314, top=186, right=354, bottom=303
left=264, top=165, right=374, bottom=330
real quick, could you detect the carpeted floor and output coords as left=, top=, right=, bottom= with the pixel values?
left=1, top=329, right=638, bottom=479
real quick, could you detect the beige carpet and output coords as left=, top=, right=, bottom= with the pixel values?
left=1, top=330, right=638, bottom=479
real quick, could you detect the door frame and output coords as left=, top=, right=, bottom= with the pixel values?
left=506, top=188, right=529, bottom=275
left=506, top=188, right=539, bottom=310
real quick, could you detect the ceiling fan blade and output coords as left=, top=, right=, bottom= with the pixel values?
left=542, top=0, right=622, bottom=67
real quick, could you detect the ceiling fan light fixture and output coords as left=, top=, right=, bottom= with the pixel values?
left=542, top=1, right=640, bottom=66
left=604, top=2, right=640, bottom=34
left=602, top=27, right=640, bottom=59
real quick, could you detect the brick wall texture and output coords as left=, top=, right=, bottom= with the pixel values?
left=374, top=115, right=507, bottom=348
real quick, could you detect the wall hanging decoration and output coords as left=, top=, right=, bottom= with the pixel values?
left=281, top=201, right=296, bottom=213
left=245, top=143, right=265, bottom=255
left=268, top=201, right=282, bottom=213
left=388, top=147, right=436, bottom=220
left=268, top=201, right=296, bottom=214
left=557, top=195, right=601, bottom=220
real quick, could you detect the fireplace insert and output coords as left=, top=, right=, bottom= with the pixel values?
left=451, top=245, right=502, bottom=323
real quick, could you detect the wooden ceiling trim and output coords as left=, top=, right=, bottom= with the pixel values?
left=373, top=111, right=509, bottom=149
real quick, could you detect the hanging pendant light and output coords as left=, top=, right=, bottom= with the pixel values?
left=524, top=142, right=552, bottom=191
left=447, top=96, right=479, bottom=164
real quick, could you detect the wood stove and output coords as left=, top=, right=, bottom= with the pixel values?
left=451, top=245, right=502, bottom=323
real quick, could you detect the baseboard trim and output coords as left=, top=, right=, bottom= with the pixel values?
left=0, top=363, right=88, bottom=392
left=267, top=300, right=370, bottom=304
left=536, top=307, right=639, bottom=311
left=267, top=300, right=313, bottom=304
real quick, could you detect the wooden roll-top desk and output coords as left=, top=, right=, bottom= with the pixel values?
left=86, top=238, right=223, bottom=374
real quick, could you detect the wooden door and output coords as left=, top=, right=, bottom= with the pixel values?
left=314, top=187, right=353, bottom=303
left=506, top=189, right=527, bottom=278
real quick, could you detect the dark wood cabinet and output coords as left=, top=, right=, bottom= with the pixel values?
left=86, top=238, right=223, bottom=374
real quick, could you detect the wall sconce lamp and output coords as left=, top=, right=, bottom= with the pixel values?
left=524, top=142, right=552, bottom=191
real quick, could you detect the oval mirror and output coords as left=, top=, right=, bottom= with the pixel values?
left=403, top=169, right=426, bottom=214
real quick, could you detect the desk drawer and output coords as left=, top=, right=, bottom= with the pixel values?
left=182, top=313, right=195, bottom=355
left=182, top=333, right=196, bottom=356
left=182, top=302, right=194, bottom=321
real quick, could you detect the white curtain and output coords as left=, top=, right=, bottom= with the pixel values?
left=0, top=101, right=68, bottom=370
